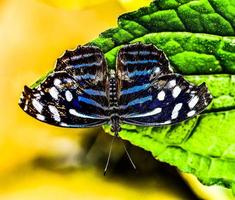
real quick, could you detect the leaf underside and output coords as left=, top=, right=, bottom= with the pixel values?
left=88, top=0, right=235, bottom=193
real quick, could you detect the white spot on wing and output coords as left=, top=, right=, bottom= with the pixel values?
left=34, top=93, right=41, bottom=98
left=49, top=87, right=59, bottom=100
left=23, top=99, right=29, bottom=111
left=23, top=104, right=28, bottom=111
left=129, top=107, right=162, bottom=118
left=69, top=109, right=99, bottom=119
left=171, top=113, right=178, bottom=120
left=60, top=122, right=68, bottom=127
left=157, top=91, right=165, bottom=101
left=172, top=86, right=181, bottom=98
left=65, top=90, right=73, bottom=102
left=36, top=114, right=45, bottom=121
left=65, top=78, right=73, bottom=84
left=48, top=105, right=60, bottom=122
left=32, top=99, right=43, bottom=113
left=173, top=103, right=183, bottom=112
left=187, top=110, right=196, bottom=117
left=162, top=120, right=171, bottom=125
left=48, top=105, right=58, bottom=115
left=168, top=79, right=176, bottom=88
left=54, top=79, right=62, bottom=87
left=171, top=103, right=183, bottom=119
left=188, top=96, right=199, bottom=109
left=154, top=67, right=160, bottom=73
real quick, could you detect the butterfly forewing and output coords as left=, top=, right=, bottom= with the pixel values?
left=57, top=46, right=110, bottom=111
left=116, top=43, right=172, bottom=116
left=19, top=46, right=109, bottom=127
left=56, top=46, right=107, bottom=87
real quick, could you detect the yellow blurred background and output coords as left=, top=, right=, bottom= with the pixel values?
left=0, top=0, right=233, bottom=199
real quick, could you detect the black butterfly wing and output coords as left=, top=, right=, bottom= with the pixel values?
left=116, top=43, right=212, bottom=125
left=56, top=45, right=107, bottom=89
left=116, top=43, right=173, bottom=110
left=121, top=74, right=212, bottom=126
left=19, top=46, right=109, bottom=127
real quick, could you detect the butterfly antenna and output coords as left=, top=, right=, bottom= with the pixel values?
left=104, top=135, right=116, bottom=176
left=121, top=139, right=136, bottom=170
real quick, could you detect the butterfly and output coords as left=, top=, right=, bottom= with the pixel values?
left=19, top=43, right=212, bottom=134
left=19, top=43, right=213, bottom=174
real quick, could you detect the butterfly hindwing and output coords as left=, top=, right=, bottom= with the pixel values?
left=19, top=46, right=109, bottom=127
left=121, top=74, right=212, bottom=126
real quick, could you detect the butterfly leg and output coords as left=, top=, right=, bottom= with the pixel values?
left=104, top=117, right=136, bottom=175
left=119, top=137, right=136, bottom=170
left=104, top=135, right=116, bottom=176
left=103, top=114, right=121, bottom=175
left=110, top=114, right=136, bottom=171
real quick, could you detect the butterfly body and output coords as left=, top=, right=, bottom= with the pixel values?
left=107, top=69, right=122, bottom=134
left=19, top=43, right=212, bottom=134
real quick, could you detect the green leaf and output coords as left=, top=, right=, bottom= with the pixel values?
left=87, top=0, right=235, bottom=193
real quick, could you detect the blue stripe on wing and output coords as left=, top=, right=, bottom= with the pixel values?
left=128, top=70, right=152, bottom=78
left=84, top=89, right=106, bottom=96
left=128, top=95, right=152, bottom=106
left=77, top=96, right=107, bottom=109
left=121, top=83, right=150, bottom=95
left=120, top=95, right=152, bottom=109
left=123, top=60, right=159, bottom=65
left=74, top=62, right=101, bottom=68
left=75, top=74, right=96, bottom=80
left=126, top=50, right=152, bottom=55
